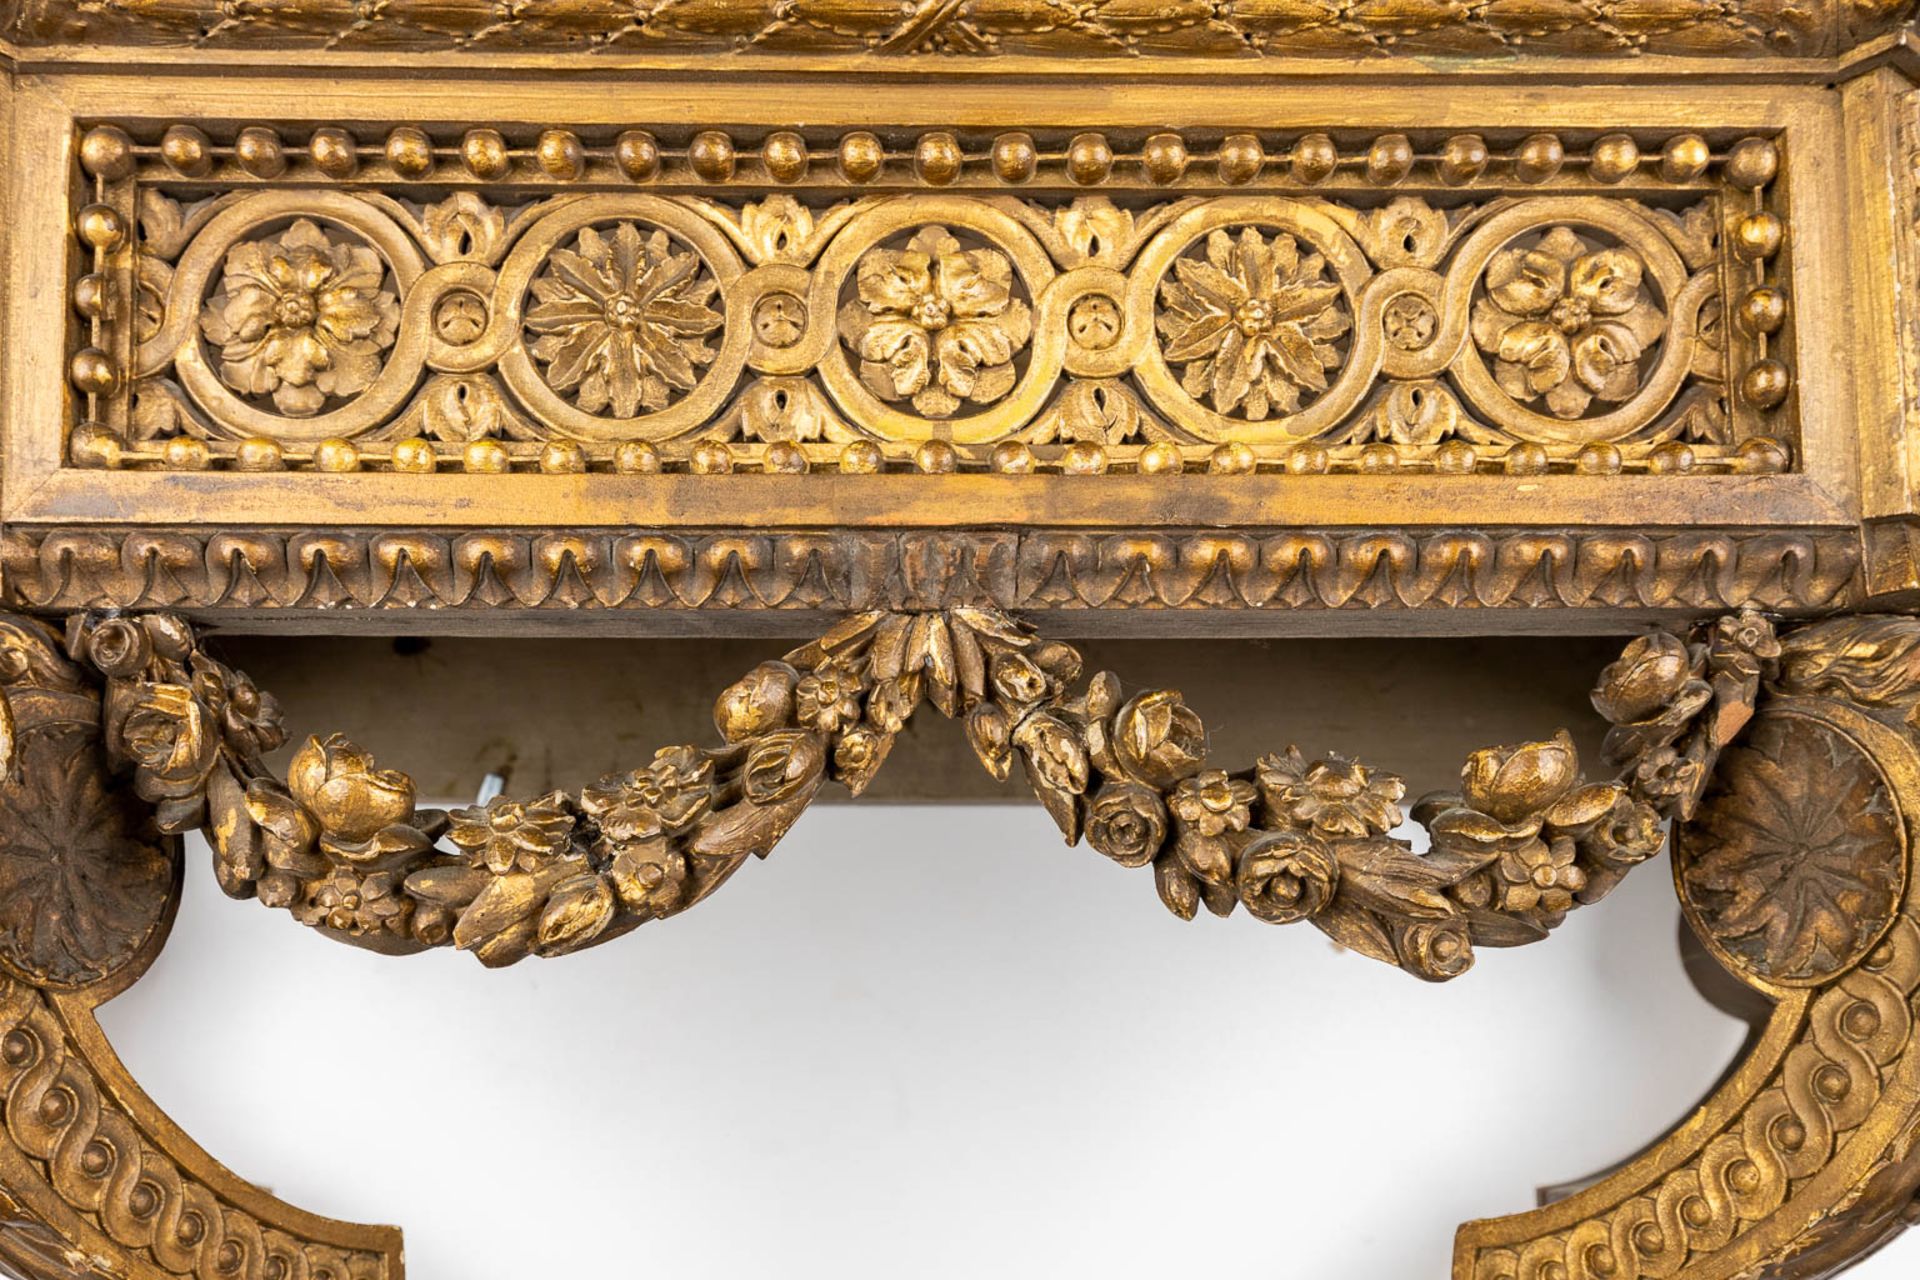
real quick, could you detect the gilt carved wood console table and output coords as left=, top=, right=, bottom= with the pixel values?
left=6, top=1, right=1920, bottom=1274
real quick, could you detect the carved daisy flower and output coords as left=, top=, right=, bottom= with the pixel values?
left=525, top=223, right=724, bottom=418
left=1471, top=226, right=1666, bottom=419
left=1157, top=227, right=1351, bottom=420
left=838, top=225, right=1033, bottom=418
left=199, top=219, right=400, bottom=417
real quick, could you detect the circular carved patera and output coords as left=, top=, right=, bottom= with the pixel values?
left=1468, top=224, right=1666, bottom=421
left=0, top=725, right=175, bottom=992
left=524, top=222, right=726, bottom=419
left=1676, top=712, right=1907, bottom=989
left=199, top=218, right=402, bottom=418
left=1156, top=226, right=1353, bottom=421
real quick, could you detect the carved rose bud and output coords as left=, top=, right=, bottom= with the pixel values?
left=85, top=617, right=153, bottom=679
left=1085, top=782, right=1169, bottom=867
left=714, top=661, right=798, bottom=743
left=1587, top=795, right=1665, bottom=867
left=245, top=779, right=324, bottom=878
left=1014, top=712, right=1090, bottom=795
left=832, top=726, right=892, bottom=797
left=1393, top=918, right=1474, bottom=982
left=867, top=676, right=921, bottom=734
left=121, top=683, right=220, bottom=801
left=609, top=839, right=689, bottom=916
left=287, top=733, right=417, bottom=844
left=1111, top=689, right=1208, bottom=789
left=535, top=873, right=617, bottom=956
left=990, top=651, right=1052, bottom=705
left=1460, top=730, right=1578, bottom=825
left=1592, top=632, right=1698, bottom=725
left=1154, top=851, right=1201, bottom=921
left=965, top=702, right=1013, bottom=780
left=141, top=614, right=197, bottom=663
left=1169, top=770, right=1255, bottom=837
left=1235, top=830, right=1338, bottom=925
left=744, top=729, right=827, bottom=805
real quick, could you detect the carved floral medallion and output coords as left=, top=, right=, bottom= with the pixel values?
left=525, top=222, right=725, bottom=418
left=1469, top=226, right=1666, bottom=420
left=0, top=730, right=173, bottom=990
left=198, top=218, right=401, bottom=416
left=1676, top=713, right=1907, bottom=987
left=100, top=126, right=1786, bottom=474
left=837, top=225, right=1033, bottom=418
left=1157, top=228, right=1352, bottom=420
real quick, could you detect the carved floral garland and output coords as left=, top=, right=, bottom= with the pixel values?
left=57, top=606, right=1774, bottom=977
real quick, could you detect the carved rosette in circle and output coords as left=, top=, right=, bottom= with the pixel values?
left=524, top=222, right=725, bottom=419
left=1676, top=712, right=1907, bottom=990
left=198, top=218, right=402, bottom=418
left=0, top=730, right=174, bottom=991
left=1468, top=225, right=1667, bottom=421
left=1155, top=226, right=1352, bottom=421
left=835, top=224, right=1034, bottom=420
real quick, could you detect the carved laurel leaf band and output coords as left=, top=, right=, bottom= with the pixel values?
left=43, top=605, right=1774, bottom=978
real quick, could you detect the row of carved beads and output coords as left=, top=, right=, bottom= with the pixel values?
left=81, top=124, right=1780, bottom=192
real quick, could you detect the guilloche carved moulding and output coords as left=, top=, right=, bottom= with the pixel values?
left=6, top=0, right=1920, bottom=1275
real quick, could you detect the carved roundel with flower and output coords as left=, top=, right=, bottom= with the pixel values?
left=0, top=728, right=175, bottom=991
left=1676, top=713, right=1907, bottom=989
left=525, top=222, right=726, bottom=419
left=836, top=225, right=1034, bottom=419
left=199, top=218, right=402, bottom=418
left=1156, top=227, right=1353, bottom=421
left=1470, top=225, right=1667, bottom=420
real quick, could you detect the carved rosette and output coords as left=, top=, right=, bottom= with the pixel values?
left=1677, top=712, right=1908, bottom=989
left=0, top=617, right=174, bottom=992
left=80, top=125, right=1790, bottom=477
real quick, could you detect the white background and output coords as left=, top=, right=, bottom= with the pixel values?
left=95, top=808, right=1915, bottom=1279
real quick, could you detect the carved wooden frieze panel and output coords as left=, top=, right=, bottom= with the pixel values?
left=72, top=123, right=1795, bottom=479
left=0, top=67, right=1881, bottom=631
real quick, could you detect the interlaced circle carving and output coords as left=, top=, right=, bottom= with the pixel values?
left=72, top=124, right=1793, bottom=476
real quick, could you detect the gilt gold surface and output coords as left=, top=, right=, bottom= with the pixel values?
left=0, top=615, right=401, bottom=1280
left=77, top=124, right=1785, bottom=473
left=45, top=606, right=1765, bottom=972
left=5, top=2, right=1920, bottom=1276
left=0, top=68, right=1878, bottom=634
left=9, top=603, right=1920, bottom=1277
left=1455, top=615, right=1920, bottom=1280
left=0, top=0, right=1909, bottom=59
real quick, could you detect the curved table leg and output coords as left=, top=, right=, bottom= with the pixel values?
left=0, top=615, right=400, bottom=1280
left=1457, top=616, right=1920, bottom=1280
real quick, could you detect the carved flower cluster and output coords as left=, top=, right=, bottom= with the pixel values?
left=61, top=604, right=1772, bottom=984
left=200, top=219, right=400, bottom=417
